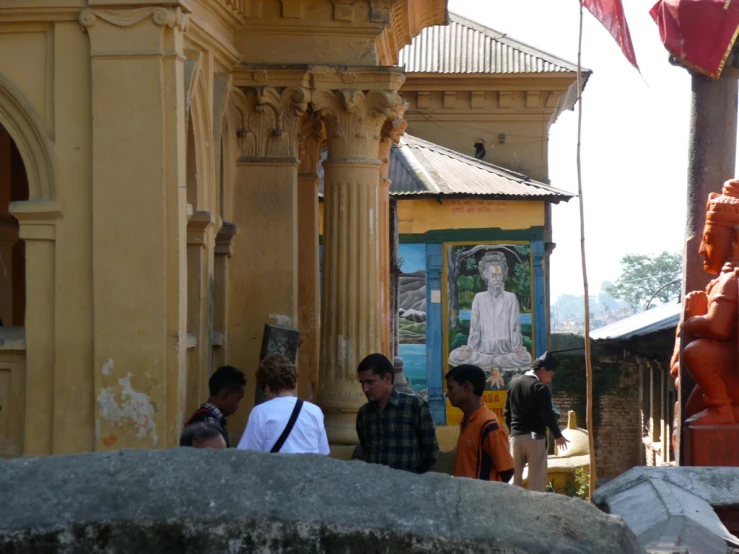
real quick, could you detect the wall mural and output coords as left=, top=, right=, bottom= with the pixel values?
left=397, top=243, right=427, bottom=397
left=444, top=242, right=534, bottom=423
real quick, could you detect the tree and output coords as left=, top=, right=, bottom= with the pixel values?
left=607, top=251, right=682, bottom=309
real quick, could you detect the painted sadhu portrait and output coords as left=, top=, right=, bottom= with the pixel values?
left=446, top=244, right=533, bottom=386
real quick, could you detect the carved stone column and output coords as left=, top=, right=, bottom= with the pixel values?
left=313, top=85, right=405, bottom=444
left=212, top=222, right=237, bottom=370
left=297, top=116, right=326, bottom=401
left=11, top=201, right=62, bottom=456
left=81, top=5, right=190, bottom=450
left=185, top=209, right=215, bottom=417
left=378, top=104, right=407, bottom=358
left=228, top=85, right=309, bottom=429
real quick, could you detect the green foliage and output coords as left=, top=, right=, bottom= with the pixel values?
left=398, top=318, right=425, bottom=343
left=450, top=333, right=468, bottom=350
left=505, top=261, right=532, bottom=311
left=607, top=251, right=682, bottom=309
left=573, top=468, right=590, bottom=500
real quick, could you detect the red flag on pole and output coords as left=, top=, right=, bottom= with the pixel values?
left=650, top=0, right=739, bottom=79
left=582, top=0, right=640, bottom=70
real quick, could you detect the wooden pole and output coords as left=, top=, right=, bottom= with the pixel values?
left=577, top=1, right=598, bottom=500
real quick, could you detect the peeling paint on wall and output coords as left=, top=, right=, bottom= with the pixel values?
left=102, top=358, right=114, bottom=376
left=269, top=313, right=292, bottom=327
left=97, top=372, right=158, bottom=445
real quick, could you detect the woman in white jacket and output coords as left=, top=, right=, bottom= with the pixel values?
left=237, top=353, right=329, bottom=455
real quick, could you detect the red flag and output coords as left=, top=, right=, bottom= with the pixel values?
left=582, top=0, right=640, bottom=70
left=650, top=0, right=739, bottom=79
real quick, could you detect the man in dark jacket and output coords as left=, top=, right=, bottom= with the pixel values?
left=504, top=352, right=569, bottom=491
left=184, top=365, right=246, bottom=447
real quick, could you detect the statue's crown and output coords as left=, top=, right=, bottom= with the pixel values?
left=706, top=180, right=739, bottom=226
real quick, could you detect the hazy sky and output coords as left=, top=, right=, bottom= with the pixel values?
left=447, top=0, right=707, bottom=300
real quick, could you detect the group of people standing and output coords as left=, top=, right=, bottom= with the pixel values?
left=179, top=350, right=567, bottom=492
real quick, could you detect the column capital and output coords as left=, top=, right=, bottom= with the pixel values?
left=312, top=88, right=405, bottom=160
left=232, top=86, right=310, bottom=160
left=215, top=222, right=238, bottom=257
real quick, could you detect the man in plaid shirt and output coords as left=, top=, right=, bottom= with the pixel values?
left=355, top=353, right=439, bottom=473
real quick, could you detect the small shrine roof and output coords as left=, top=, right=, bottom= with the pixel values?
left=398, top=12, right=588, bottom=76
left=317, top=134, right=574, bottom=203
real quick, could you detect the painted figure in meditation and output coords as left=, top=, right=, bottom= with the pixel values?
left=448, top=252, right=532, bottom=370
left=673, top=179, right=739, bottom=427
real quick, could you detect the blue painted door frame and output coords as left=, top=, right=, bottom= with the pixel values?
left=425, top=243, right=445, bottom=425
left=531, top=240, right=546, bottom=358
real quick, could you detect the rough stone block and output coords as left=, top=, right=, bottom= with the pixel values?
left=0, top=449, right=644, bottom=553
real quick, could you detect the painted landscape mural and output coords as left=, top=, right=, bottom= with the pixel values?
left=397, top=244, right=427, bottom=397
left=445, top=242, right=533, bottom=422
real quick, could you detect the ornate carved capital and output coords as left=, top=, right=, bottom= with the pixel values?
left=298, top=116, right=327, bottom=175
left=311, top=89, right=404, bottom=160
left=379, top=99, right=408, bottom=182
left=79, top=6, right=190, bottom=32
left=233, top=86, right=310, bottom=159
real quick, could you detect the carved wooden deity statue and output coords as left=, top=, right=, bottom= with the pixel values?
left=671, top=179, right=739, bottom=432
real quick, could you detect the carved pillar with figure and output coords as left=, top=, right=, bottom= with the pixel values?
left=378, top=103, right=407, bottom=358
left=313, top=70, right=406, bottom=444
left=297, top=115, right=325, bottom=401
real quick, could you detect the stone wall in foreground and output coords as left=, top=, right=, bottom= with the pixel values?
left=0, top=449, right=643, bottom=553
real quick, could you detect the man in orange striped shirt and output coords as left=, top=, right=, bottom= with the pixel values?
left=446, top=365, right=514, bottom=483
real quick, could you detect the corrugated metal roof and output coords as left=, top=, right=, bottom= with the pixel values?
left=398, top=12, right=584, bottom=75
left=589, top=302, right=681, bottom=342
left=318, top=134, right=574, bottom=202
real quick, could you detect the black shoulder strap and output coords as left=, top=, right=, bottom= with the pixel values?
left=270, top=399, right=304, bottom=453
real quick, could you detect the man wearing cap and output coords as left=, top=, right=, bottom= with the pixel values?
left=504, top=352, right=569, bottom=491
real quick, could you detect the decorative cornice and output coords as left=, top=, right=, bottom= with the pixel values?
left=232, top=86, right=310, bottom=159
left=79, top=6, right=190, bottom=31
left=379, top=99, right=408, bottom=181
left=312, top=89, right=405, bottom=160
left=376, top=0, right=448, bottom=66
left=215, top=221, right=238, bottom=256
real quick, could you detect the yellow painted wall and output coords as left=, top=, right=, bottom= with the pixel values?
left=405, top=117, right=550, bottom=183
left=319, top=198, right=544, bottom=236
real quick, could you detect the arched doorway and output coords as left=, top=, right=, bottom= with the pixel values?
left=0, top=121, right=29, bottom=458
left=0, top=123, right=28, bottom=327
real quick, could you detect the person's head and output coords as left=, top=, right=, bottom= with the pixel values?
left=478, top=252, right=508, bottom=293
left=700, top=180, right=739, bottom=275
left=256, top=353, right=298, bottom=400
left=357, top=353, right=395, bottom=405
left=208, top=365, right=246, bottom=416
left=531, top=351, right=559, bottom=385
left=179, top=423, right=227, bottom=449
left=445, top=364, right=485, bottom=408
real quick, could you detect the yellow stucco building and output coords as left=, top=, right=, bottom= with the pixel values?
left=0, top=0, right=448, bottom=457
left=318, top=14, right=584, bottom=437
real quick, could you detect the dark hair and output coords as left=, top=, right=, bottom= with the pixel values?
left=209, top=365, right=247, bottom=397
left=532, top=352, right=559, bottom=372
left=257, top=353, right=298, bottom=392
left=357, top=353, right=394, bottom=380
left=445, top=365, right=486, bottom=397
left=179, top=422, right=224, bottom=447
